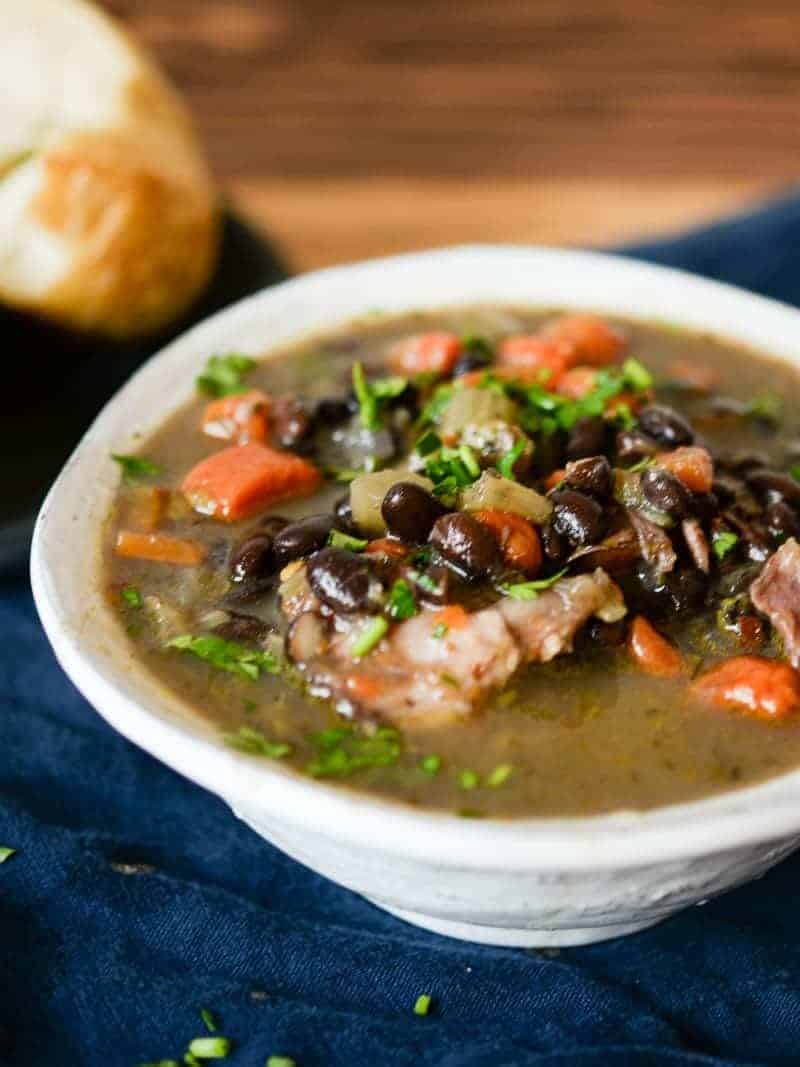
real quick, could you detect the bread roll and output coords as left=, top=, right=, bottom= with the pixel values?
left=0, top=0, right=219, bottom=339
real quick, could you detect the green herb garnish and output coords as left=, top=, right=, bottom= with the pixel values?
left=186, top=1036, right=231, bottom=1059
left=350, top=616, right=389, bottom=658
left=414, top=429, right=442, bottom=456
left=112, top=454, right=162, bottom=481
left=352, top=361, right=407, bottom=430
left=200, top=1009, right=217, bottom=1033
left=414, top=993, right=433, bottom=1016
left=328, top=529, right=368, bottom=552
left=612, top=402, right=636, bottom=430
left=459, top=769, right=480, bottom=790
left=223, top=726, right=292, bottom=759
left=306, top=725, right=401, bottom=778
left=621, top=357, right=653, bottom=391
left=196, top=353, right=256, bottom=397
left=416, top=383, right=455, bottom=428
left=431, top=622, right=448, bottom=639
left=497, top=438, right=527, bottom=480
left=791, top=465, right=800, bottom=483
left=0, top=847, right=16, bottom=864
left=499, top=568, right=567, bottom=600
left=746, top=392, right=782, bottom=423
left=712, top=529, right=739, bottom=561
left=121, top=585, right=143, bottom=609
left=420, top=754, right=441, bottom=775
left=386, top=579, right=418, bottom=620
left=267, top=1058, right=297, bottom=1067
left=458, top=444, right=481, bottom=479
left=168, top=635, right=281, bottom=680
left=487, top=763, right=513, bottom=787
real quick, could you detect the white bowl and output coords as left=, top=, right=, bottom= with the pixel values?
left=31, top=246, right=800, bottom=947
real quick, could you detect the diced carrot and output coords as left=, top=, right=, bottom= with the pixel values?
left=472, top=509, right=542, bottom=575
left=115, top=529, right=206, bottom=566
left=345, top=673, right=384, bottom=702
left=120, top=487, right=170, bottom=531
left=364, top=537, right=409, bottom=560
left=657, top=446, right=714, bottom=494
left=545, top=468, right=567, bottom=492
left=542, top=314, right=626, bottom=366
left=556, top=366, right=598, bottom=399
left=182, top=442, right=321, bottom=522
left=429, top=604, right=470, bottom=632
left=666, top=359, right=719, bottom=392
left=458, top=366, right=543, bottom=387
left=498, top=336, right=570, bottom=387
left=202, top=389, right=270, bottom=445
left=627, top=616, right=684, bottom=677
left=390, top=332, right=462, bottom=375
left=691, top=656, right=800, bottom=721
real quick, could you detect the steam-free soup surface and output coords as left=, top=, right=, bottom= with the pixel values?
left=105, top=307, right=800, bottom=817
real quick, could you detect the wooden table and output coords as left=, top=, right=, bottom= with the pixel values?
left=109, top=0, right=798, bottom=272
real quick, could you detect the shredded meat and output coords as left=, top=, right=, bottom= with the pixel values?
left=284, top=568, right=626, bottom=727
left=628, top=510, right=677, bottom=574
left=751, top=538, right=800, bottom=667
left=682, top=518, right=710, bottom=574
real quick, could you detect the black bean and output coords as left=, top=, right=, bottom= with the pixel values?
left=451, top=351, right=492, bottom=378
left=229, top=533, right=278, bottom=583
left=215, top=612, right=272, bottom=644
left=640, top=467, right=693, bottom=520
left=307, top=547, right=374, bottom=614
left=273, top=514, right=335, bottom=567
left=615, top=428, right=659, bottom=465
left=255, top=514, right=290, bottom=537
left=715, top=563, right=762, bottom=598
left=633, top=562, right=707, bottom=616
left=745, top=469, right=800, bottom=508
left=588, top=618, right=628, bottom=647
left=765, top=500, right=800, bottom=542
left=333, top=493, right=360, bottom=535
left=272, top=395, right=314, bottom=451
left=638, top=405, right=694, bottom=447
left=539, top=522, right=567, bottom=563
left=430, top=513, right=502, bottom=579
left=551, top=489, right=605, bottom=547
left=314, top=396, right=353, bottom=424
left=564, top=456, right=612, bottom=499
left=725, top=451, right=770, bottom=475
left=566, top=416, right=609, bottom=461
left=690, top=491, right=719, bottom=523
left=711, top=474, right=747, bottom=507
left=223, top=576, right=275, bottom=606
left=382, top=482, right=447, bottom=543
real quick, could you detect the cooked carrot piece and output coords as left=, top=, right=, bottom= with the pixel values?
left=202, top=389, right=269, bottom=444
left=429, top=605, right=470, bottom=632
left=628, top=616, right=684, bottom=677
left=345, top=673, right=384, bottom=702
left=657, top=446, right=714, bottom=494
left=364, top=537, right=409, bottom=560
left=472, top=509, right=542, bottom=575
left=120, top=487, right=170, bottom=531
left=115, top=529, right=206, bottom=566
left=182, top=442, right=321, bottom=522
left=545, top=468, right=567, bottom=492
left=666, top=359, right=719, bottom=391
left=691, top=656, right=800, bottom=720
left=390, top=332, right=462, bottom=375
left=556, top=366, right=598, bottom=399
left=498, top=336, right=570, bottom=386
left=542, top=314, right=626, bottom=366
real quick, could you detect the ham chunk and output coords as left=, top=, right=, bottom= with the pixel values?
left=284, top=568, right=625, bottom=727
left=751, top=538, right=800, bottom=667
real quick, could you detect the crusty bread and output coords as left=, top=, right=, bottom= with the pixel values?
left=0, top=0, right=219, bottom=339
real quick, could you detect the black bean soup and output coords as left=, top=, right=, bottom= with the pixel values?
left=105, top=306, right=800, bottom=817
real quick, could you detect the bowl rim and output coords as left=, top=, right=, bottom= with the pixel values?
left=30, top=243, right=800, bottom=872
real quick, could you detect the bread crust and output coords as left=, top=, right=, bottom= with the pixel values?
left=0, top=0, right=219, bottom=339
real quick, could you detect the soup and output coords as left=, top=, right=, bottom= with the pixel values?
left=104, top=307, right=800, bottom=817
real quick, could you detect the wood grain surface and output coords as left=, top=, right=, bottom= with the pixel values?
left=106, top=0, right=799, bottom=270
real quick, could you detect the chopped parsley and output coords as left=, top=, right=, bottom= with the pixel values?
left=350, top=616, right=389, bottom=658
left=791, top=465, right=800, bottom=483
left=186, top=1036, right=231, bottom=1059
left=196, top=353, right=256, bottom=397
left=266, top=1058, right=297, bottom=1067
left=621, top=357, right=653, bottom=391
left=405, top=568, right=441, bottom=596
left=112, top=454, right=162, bottom=481
left=423, top=445, right=482, bottom=500
left=487, top=763, right=513, bottom=787
left=497, top=438, right=527, bottom=480
left=0, top=847, right=16, bottom=864
left=414, top=429, right=442, bottom=456
left=413, top=993, right=433, bottom=1016
left=712, top=529, right=739, bottom=561
left=306, top=725, right=401, bottom=778
left=416, top=382, right=455, bottom=428
left=431, top=622, right=448, bottom=640
left=386, top=579, right=418, bottom=620
left=167, top=634, right=281, bottom=680
left=612, top=402, right=636, bottom=430
left=499, top=568, right=567, bottom=600
left=200, top=1009, right=217, bottom=1033
left=420, top=754, right=441, bottom=776
left=121, top=585, right=143, bottom=609
left=223, top=726, right=292, bottom=759
left=746, top=392, right=782, bottom=423
left=352, top=361, right=407, bottom=429
left=328, top=529, right=368, bottom=552
left=459, top=769, right=480, bottom=790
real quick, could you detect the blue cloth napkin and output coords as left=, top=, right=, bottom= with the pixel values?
left=6, top=193, right=800, bottom=1067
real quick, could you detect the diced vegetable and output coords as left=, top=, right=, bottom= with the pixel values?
left=196, top=352, right=256, bottom=397
left=305, top=724, right=401, bottom=777
left=350, top=616, right=390, bottom=658
left=497, top=336, right=570, bottom=385
left=182, top=443, right=321, bottom=522
left=112, top=453, right=162, bottom=481
left=712, top=529, right=739, bottom=561
left=186, top=1036, right=231, bottom=1059
left=168, top=634, right=281, bottom=680
left=692, top=656, right=800, bottom=720
left=414, top=994, right=433, bottom=1016
left=390, top=332, right=462, bottom=375
left=119, top=486, right=170, bottom=531
left=627, top=616, right=684, bottom=677
left=460, top=470, right=552, bottom=524
left=223, top=726, right=292, bottom=758
left=657, top=446, right=714, bottom=494
left=556, top=366, right=598, bottom=399
left=542, top=314, right=626, bottom=366
left=349, top=468, right=433, bottom=535
left=440, top=386, right=518, bottom=437
left=202, top=389, right=269, bottom=444
left=364, top=537, right=410, bottom=560
left=472, top=509, right=542, bottom=575
left=328, top=529, right=368, bottom=552
left=115, top=530, right=206, bottom=566
left=386, top=578, right=418, bottom=619
left=352, top=361, right=408, bottom=429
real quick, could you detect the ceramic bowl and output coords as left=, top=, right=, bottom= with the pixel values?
left=31, top=246, right=800, bottom=947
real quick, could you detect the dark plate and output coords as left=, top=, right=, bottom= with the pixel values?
left=1, top=212, right=288, bottom=575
